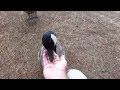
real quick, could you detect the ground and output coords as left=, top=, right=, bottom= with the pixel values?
left=0, top=11, right=120, bottom=79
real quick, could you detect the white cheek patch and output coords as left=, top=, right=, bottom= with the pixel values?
left=51, top=34, right=57, bottom=45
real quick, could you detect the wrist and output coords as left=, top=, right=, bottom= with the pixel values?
left=44, top=72, right=68, bottom=79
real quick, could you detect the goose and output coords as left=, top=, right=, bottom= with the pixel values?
left=38, top=31, right=87, bottom=79
left=38, top=31, right=65, bottom=63
left=24, top=11, right=38, bottom=21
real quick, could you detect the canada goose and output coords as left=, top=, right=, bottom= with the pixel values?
left=24, top=11, right=38, bottom=22
left=38, top=31, right=65, bottom=63
left=38, top=31, right=87, bottom=79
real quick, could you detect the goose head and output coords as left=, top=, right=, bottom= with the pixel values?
left=42, top=31, right=57, bottom=62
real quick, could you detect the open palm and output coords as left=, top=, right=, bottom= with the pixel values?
left=42, top=50, right=68, bottom=79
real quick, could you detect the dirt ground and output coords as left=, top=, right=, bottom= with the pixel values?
left=0, top=11, right=120, bottom=79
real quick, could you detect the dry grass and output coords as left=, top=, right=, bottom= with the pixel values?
left=0, top=11, right=120, bottom=79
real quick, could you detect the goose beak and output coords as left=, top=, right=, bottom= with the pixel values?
left=47, top=49, right=54, bottom=62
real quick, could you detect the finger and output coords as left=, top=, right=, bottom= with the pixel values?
left=60, top=55, right=67, bottom=66
left=53, top=52, right=60, bottom=61
left=43, top=50, right=49, bottom=66
left=60, top=55, right=66, bottom=61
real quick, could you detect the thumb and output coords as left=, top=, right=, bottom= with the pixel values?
left=60, top=54, right=65, bottom=61
left=60, top=54, right=67, bottom=66
left=43, top=50, right=49, bottom=66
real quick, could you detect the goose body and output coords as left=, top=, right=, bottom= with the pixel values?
left=24, top=11, right=37, bottom=15
left=24, top=11, right=38, bottom=23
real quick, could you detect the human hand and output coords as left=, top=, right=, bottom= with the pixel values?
left=42, top=50, right=68, bottom=79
